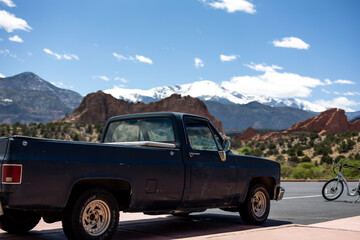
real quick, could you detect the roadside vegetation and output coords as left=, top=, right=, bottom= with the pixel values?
left=1, top=122, right=359, bottom=180
left=231, top=130, right=360, bottom=180
left=0, top=122, right=104, bottom=142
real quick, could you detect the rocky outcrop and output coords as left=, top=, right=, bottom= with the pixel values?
left=260, top=108, right=360, bottom=140
left=238, top=127, right=261, bottom=141
left=62, top=91, right=223, bottom=132
left=287, top=108, right=360, bottom=135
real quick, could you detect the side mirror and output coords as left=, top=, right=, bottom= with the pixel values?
left=219, top=140, right=231, bottom=162
left=223, top=140, right=231, bottom=152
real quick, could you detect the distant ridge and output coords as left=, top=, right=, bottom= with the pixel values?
left=62, top=91, right=224, bottom=133
left=104, top=80, right=326, bottom=112
left=0, top=72, right=83, bottom=124
left=205, top=101, right=315, bottom=130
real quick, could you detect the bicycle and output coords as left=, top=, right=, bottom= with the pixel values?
left=322, top=156, right=360, bottom=202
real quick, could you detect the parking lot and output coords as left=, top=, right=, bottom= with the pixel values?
left=1, top=182, right=359, bottom=239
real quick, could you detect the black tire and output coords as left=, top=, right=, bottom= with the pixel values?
left=62, top=188, right=119, bottom=240
left=0, top=209, right=41, bottom=234
left=240, top=184, right=270, bottom=225
left=322, top=179, right=344, bottom=201
left=171, top=212, right=190, bottom=217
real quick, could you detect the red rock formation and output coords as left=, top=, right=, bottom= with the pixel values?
left=287, top=108, right=360, bottom=135
left=239, top=127, right=261, bottom=141
left=260, top=108, right=360, bottom=140
left=62, top=91, right=223, bottom=133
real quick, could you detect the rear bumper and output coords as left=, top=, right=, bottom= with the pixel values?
left=0, top=201, right=3, bottom=216
left=276, top=187, right=285, bottom=200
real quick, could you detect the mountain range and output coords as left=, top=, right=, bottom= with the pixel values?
left=1, top=72, right=360, bottom=130
left=104, top=80, right=327, bottom=112
left=0, top=72, right=82, bottom=124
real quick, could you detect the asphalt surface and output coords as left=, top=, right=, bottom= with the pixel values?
left=0, top=182, right=359, bottom=239
left=203, top=181, right=360, bottom=225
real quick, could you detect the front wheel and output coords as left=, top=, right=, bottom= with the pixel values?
left=62, top=188, right=119, bottom=240
left=240, top=184, right=270, bottom=225
left=0, top=209, right=41, bottom=234
left=322, top=179, right=344, bottom=201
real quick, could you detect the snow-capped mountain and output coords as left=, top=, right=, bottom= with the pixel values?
left=104, top=80, right=326, bottom=112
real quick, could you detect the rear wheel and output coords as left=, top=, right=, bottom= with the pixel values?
left=62, top=188, right=119, bottom=240
left=171, top=211, right=190, bottom=217
left=240, top=184, right=270, bottom=225
left=0, top=209, right=41, bottom=233
left=322, top=179, right=344, bottom=201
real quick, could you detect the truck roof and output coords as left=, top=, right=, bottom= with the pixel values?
left=107, top=112, right=209, bottom=122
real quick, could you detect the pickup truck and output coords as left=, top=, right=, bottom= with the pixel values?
left=0, top=112, right=284, bottom=240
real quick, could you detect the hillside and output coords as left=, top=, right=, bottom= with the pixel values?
left=0, top=72, right=83, bottom=124
left=62, top=91, right=223, bottom=133
left=231, top=109, right=360, bottom=179
left=205, top=101, right=315, bottom=130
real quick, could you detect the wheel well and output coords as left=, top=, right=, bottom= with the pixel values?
left=66, top=179, right=132, bottom=211
left=249, top=176, right=276, bottom=199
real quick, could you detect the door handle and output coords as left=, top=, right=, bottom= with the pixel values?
left=189, top=152, right=200, bottom=157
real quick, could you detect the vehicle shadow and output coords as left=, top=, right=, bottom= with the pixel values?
left=115, top=213, right=291, bottom=240
left=0, top=214, right=292, bottom=240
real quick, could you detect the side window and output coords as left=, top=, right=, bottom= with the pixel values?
left=104, top=118, right=175, bottom=143
left=185, top=118, right=218, bottom=151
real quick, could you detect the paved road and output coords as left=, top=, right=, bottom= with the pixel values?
left=0, top=182, right=359, bottom=239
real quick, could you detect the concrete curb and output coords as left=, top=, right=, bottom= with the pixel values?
left=282, top=179, right=359, bottom=182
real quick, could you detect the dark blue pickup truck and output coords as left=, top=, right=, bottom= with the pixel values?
left=0, top=112, right=284, bottom=239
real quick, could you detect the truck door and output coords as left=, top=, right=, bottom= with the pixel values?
left=182, top=117, right=237, bottom=208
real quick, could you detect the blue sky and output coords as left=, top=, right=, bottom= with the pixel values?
left=0, top=0, right=359, bottom=111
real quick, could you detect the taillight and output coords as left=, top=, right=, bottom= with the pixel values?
left=2, top=164, right=22, bottom=184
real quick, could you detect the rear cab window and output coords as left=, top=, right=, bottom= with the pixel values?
left=103, top=118, right=176, bottom=146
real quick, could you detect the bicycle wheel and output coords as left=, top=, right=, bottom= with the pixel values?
left=322, top=179, right=344, bottom=201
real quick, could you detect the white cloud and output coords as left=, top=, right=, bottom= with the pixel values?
left=113, top=53, right=153, bottom=64
left=344, top=92, right=360, bottom=96
left=321, top=88, right=330, bottom=94
left=245, top=62, right=283, bottom=72
left=50, top=82, right=73, bottom=89
left=272, top=37, right=310, bottom=50
left=202, top=0, right=256, bottom=14
left=9, top=35, right=22, bottom=42
left=220, top=54, right=239, bottom=62
left=334, top=79, right=355, bottom=85
left=0, top=0, right=15, bottom=7
left=0, top=73, right=5, bottom=78
left=136, top=55, right=153, bottom=64
left=324, top=79, right=332, bottom=85
left=221, top=62, right=325, bottom=98
left=0, top=48, right=18, bottom=59
left=43, top=48, right=79, bottom=60
left=114, top=77, right=128, bottom=83
left=315, top=97, right=358, bottom=112
left=0, top=10, right=31, bottom=32
left=113, top=53, right=130, bottom=61
left=93, top=75, right=110, bottom=81
left=194, top=58, right=204, bottom=68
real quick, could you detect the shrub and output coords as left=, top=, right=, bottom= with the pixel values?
left=281, top=165, right=293, bottom=178
left=301, top=155, right=312, bottom=162
left=320, top=155, right=333, bottom=165
left=288, top=155, right=300, bottom=163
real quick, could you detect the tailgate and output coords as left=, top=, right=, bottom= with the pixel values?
left=0, top=138, right=10, bottom=191
left=0, top=138, right=9, bottom=161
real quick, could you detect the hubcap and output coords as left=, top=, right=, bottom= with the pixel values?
left=251, top=191, right=266, bottom=218
left=82, top=200, right=111, bottom=236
